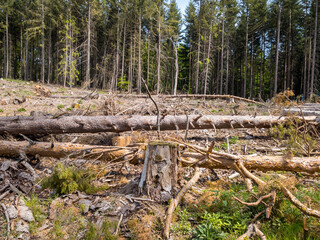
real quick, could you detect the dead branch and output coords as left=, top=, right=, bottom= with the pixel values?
left=1, top=203, right=10, bottom=237
left=163, top=167, right=201, bottom=240
left=234, top=192, right=273, bottom=206
left=281, top=185, right=320, bottom=218
left=237, top=222, right=266, bottom=240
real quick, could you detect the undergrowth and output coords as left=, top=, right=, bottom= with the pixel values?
left=171, top=180, right=320, bottom=240
left=41, top=162, right=108, bottom=195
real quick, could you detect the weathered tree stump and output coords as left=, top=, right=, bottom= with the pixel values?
left=138, top=142, right=178, bottom=202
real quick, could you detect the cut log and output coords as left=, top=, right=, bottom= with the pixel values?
left=0, top=140, right=319, bottom=174
left=181, top=152, right=320, bottom=174
left=0, top=115, right=318, bottom=135
left=283, top=108, right=320, bottom=116
left=138, top=142, right=178, bottom=202
left=0, top=140, right=141, bottom=161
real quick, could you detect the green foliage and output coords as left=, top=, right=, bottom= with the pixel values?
left=0, top=109, right=3, bottom=112
left=172, top=208, right=192, bottom=236
left=66, top=107, right=72, bottom=111
left=270, top=122, right=316, bottom=155
left=84, top=219, right=117, bottom=240
left=17, top=108, right=26, bottom=112
left=41, top=162, right=108, bottom=195
left=77, top=99, right=83, bottom=104
left=57, top=104, right=65, bottom=109
left=117, top=75, right=130, bottom=91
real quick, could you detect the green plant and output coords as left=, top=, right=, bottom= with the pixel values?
left=57, top=104, right=65, bottom=109
left=17, top=108, right=26, bottom=112
left=218, top=108, right=224, bottom=112
left=172, top=208, right=192, bottom=236
left=0, top=109, right=3, bottom=112
left=41, top=162, right=108, bottom=195
left=66, top=107, right=72, bottom=111
left=78, top=99, right=83, bottom=104
left=269, top=121, right=316, bottom=156
left=117, top=75, right=130, bottom=91
left=84, top=219, right=117, bottom=240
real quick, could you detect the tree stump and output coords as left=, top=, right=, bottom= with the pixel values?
left=138, top=141, right=178, bottom=202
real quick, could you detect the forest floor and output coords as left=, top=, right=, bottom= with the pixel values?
left=0, top=78, right=319, bottom=240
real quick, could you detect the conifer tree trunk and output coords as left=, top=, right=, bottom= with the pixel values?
left=204, top=21, right=212, bottom=95
left=129, top=34, right=133, bottom=93
left=20, top=27, right=23, bottom=80
left=310, top=0, right=318, bottom=100
left=137, top=11, right=142, bottom=94
left=121, top=20, right=126, bottom=83
left=24, top=32, right=28, bottom=81
left=5, top=11, right=9, bottom=79
left=243, top=5, right=248, bottom=98
left=41, top=0, right=45, bottom=84
left=220, top=8, right=224, bottom=95
left=157, top=9, right=161, bottom=95
left=274, top=5, right=281, bottom=97
left=85, top=2, right=91, bottom=89
left=249, top=36, right=254, bottom=98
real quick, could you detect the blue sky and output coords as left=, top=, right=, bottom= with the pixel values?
left=176, top=0, right=189, bottom=15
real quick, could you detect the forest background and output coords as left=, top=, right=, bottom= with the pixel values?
left=0, top=0, right=319, bottom=100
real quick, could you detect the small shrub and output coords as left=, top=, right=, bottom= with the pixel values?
left=0, top=109, right=3, bottom=112
left=84, top=219, right=117, bottom=240
left=41, top=163, right=108, bottom=195
left=77, top=99, right=83, bottom=104
left=17, top=108, right=26, bottom=112
left=66, top=107, right=72, bottom=111
left=57, top=104, right=65, bottom=109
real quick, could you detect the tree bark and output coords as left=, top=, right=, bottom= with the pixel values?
left=41, top=0, right=45, bottom=84
left=157, top=8, right=161, bottom=95
left=137, top=11, right=142, bottom=94
left=310, top=0, right=318, bottom=100
left=121, top=19, right=126, bottom=85
left=243, top=4, right=249, bottom=98
left=138, top=142, right=178, bottom=202
left=5, top=11, right=9, bottom=79
left=249, top=35, right=254, bottom=98
left=84, top=2, right=91, bottom=89
left=220, top=7, right=225, bottom=95
left=204, top=20, right=212, bottom=95
left=0, top=115, right=317, bottom=135
left=274, top=5, right=281, bottom=97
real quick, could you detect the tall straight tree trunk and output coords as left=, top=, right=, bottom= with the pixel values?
left=156, top=9, right=161, bottom=95
left=5, top=11, right=9, bottom=79
left=173, top=40, right=178, bottom=96
left=20, top=27, right=23, bottom=80
left=243, top=6, right=248, bottom=98
left=259, top=33, right=264, bottom=98
left=274, top=5, right=281, bottom=97
left=85, top=2, right=91, bottom=89
left=307, top=30, right=312, bottom=98
left=204, top=21, right=212, bottom=95
left=189, top=46, right=192, bottom=92
left=41, top=0, right=45, bottom=84
left=47, top=25, right=52, bottom=84
left=129, top=34, right=133, bottom=93
left=220, top=9, right=224, bottom=95
left=137, top=11, right=142, bottom=94
left=147, top=32, right=150, bottom=86
left=249, top=35, right=254, bottom=98
left=287, top=9, right=291, bottom=90
left=121, top=19, right=126, bottom=83
left=310, top=0, right=318, bottom=100
left=24, top=32, right=28, bottom=81
left=195, top=33, right=201, bottom=94
left=225, top=42, right=229, bottom=94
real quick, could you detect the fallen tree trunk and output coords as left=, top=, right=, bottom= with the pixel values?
left=0, top=140, right=142, bottom=161
left=0, top=140, right=319, bottom=174
left=180, top=152, right=320, bottom=174
left=0, top=115, right=318, bottom=135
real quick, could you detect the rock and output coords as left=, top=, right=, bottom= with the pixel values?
left=17, top=199, right=35, bottom=222
left=78, top=199, right=94, bottom=214
left=7, top=205, right=18, bottom=219
left=16, top=220, right=29, bottom=233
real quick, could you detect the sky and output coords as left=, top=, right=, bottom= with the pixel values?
left=176, top=0, right=189, bottom=16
